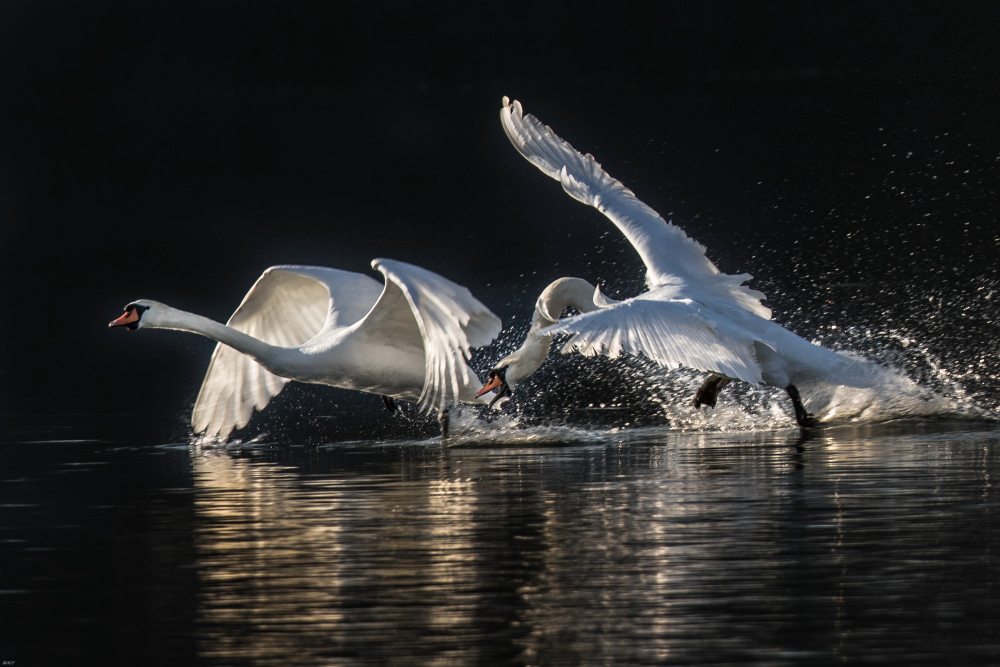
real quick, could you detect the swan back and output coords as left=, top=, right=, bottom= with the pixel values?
left=193, top=266, right=383, bottom=439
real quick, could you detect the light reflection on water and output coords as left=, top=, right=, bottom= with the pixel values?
left=180, top=423, right=1000, bottom=665
left=3, top=421, right=1000, bottom=665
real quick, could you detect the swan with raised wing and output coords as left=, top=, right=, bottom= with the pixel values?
left=478, top=98, right=876, bottom=426
left=110, top=258, right=501, bottom=439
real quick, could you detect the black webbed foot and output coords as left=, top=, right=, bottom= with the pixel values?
left=381, top=395, right=398, bottom=413
left=785, top=384, right=818, bottom=427
left=694, top=374, right=732, bottom=408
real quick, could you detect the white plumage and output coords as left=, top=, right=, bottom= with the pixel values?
left=111, top=259, right=501, bottom=439
left=494, top=98, right=875, bottom=424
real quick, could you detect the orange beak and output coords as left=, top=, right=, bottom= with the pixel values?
left=476, top=374, right=505, bottom=397
left=109, top=309, right=140, bottom=328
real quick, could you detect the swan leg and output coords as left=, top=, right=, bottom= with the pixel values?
left=694, top=374, right=732, bottom=408
left=439, top=408, right=450, bottom=439
left=785, top=384, right=818, bottom=427
left=381, top=395, right=398, bottom=413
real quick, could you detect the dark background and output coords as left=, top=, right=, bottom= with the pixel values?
left=2, top=1, right=999, bottom=433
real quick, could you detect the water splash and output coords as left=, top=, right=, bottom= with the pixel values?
left=800, top=357, right=993, bottom=424
left=478, top=329, right=997, bottom=435
left=788, top=275, right=1000, bottom=424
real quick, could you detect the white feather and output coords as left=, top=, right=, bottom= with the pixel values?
left=120, top=261, right=500, bottom=440
left=192, top=266, right=381, bottom=438
left=543, top=296, right=765, bottom=385
left=498, top=98, right=876, bottom=406
left=501, top=96, right=771, bottom=319
left=371, top=259, right=502, bottom=413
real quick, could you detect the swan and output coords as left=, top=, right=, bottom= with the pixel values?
left=110, top=258, right=502, bottom=439
left=479, top=98, right=876, bottom=426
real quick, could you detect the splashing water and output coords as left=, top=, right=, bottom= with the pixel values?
left=476, top=322, right=998, bottom=436
left=800, top=357, right=992, bottom=424
left=782, top=275, right=1000, bottom=425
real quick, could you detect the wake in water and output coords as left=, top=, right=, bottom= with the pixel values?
left=777, top=275, right=1000, bottom=426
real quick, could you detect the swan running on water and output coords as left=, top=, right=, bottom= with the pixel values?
left=110, top=259, right=501, bottom=440
left=478, top=98, right=876, bottom=426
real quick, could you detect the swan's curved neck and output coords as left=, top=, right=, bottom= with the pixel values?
left=535, top=277, right=601, bottom=322
left=501, top=277, right=601, bottom=386
left=147, top=305, right=298, bottom=372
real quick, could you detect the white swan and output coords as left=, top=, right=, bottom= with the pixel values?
left=110, top=258, right=502, bottom=439
left=480, top=98, right=876, bottom=426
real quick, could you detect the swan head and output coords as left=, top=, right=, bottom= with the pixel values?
left=475, top=365, right=512, bottom=408
left=108, top=300, right=158, bottom=330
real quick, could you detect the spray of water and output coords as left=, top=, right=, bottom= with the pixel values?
left=466, top=280, right=1000, bottom=438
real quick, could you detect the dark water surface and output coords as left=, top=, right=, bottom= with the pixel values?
left=3, top=419, right=1000, bottom=665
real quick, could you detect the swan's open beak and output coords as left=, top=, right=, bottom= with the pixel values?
left=476, top=375, right=505, bottom=397
left=109, top=310, right=140, bottom=328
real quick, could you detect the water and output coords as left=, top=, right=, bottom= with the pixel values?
left=3, top=419, right=1000, bottom=665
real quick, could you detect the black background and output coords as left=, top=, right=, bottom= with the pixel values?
left=3, top=1, right=999, bottom=431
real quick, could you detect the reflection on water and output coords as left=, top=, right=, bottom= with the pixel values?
left=192, top=447, right=487, bottom=664
left=182, top=423, right=1000, bottom=665
left=3, top=421, right=1000, bottom=665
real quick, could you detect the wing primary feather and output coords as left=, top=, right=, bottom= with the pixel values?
left=502, top=97, right=772, bottom=320
left=371, top=259, right=501, bottom=414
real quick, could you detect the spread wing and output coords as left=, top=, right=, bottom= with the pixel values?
left=541, top=294, right=765, bottom=385
left=363, top=259, right=502, bottom=412
left=501, top=97, right=771, bottom=320
left=192, top=265, right=383, bottom=440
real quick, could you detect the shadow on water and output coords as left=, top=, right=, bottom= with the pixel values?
left=3, top=418, right=1000, bottom=665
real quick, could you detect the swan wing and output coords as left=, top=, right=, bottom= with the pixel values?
left=501, top=97, right=771, bottom=319
left=192, top=265, right=384, bottom=439
left=361, top=259, right=502, bottom=412
left=541, top=296, right=764, bottom=385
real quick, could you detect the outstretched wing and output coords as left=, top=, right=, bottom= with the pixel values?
left=192, top=265, right=383, bottom=440
left=364, top=258, right=502, bottom=412
left=501, top=97, right=770, bottom=320
left=541, top=295, right=765, bottom=385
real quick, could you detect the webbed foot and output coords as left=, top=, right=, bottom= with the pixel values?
left=694, top=374, right=731, bottom=408
left=786, top=384, right=818, bottom=427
